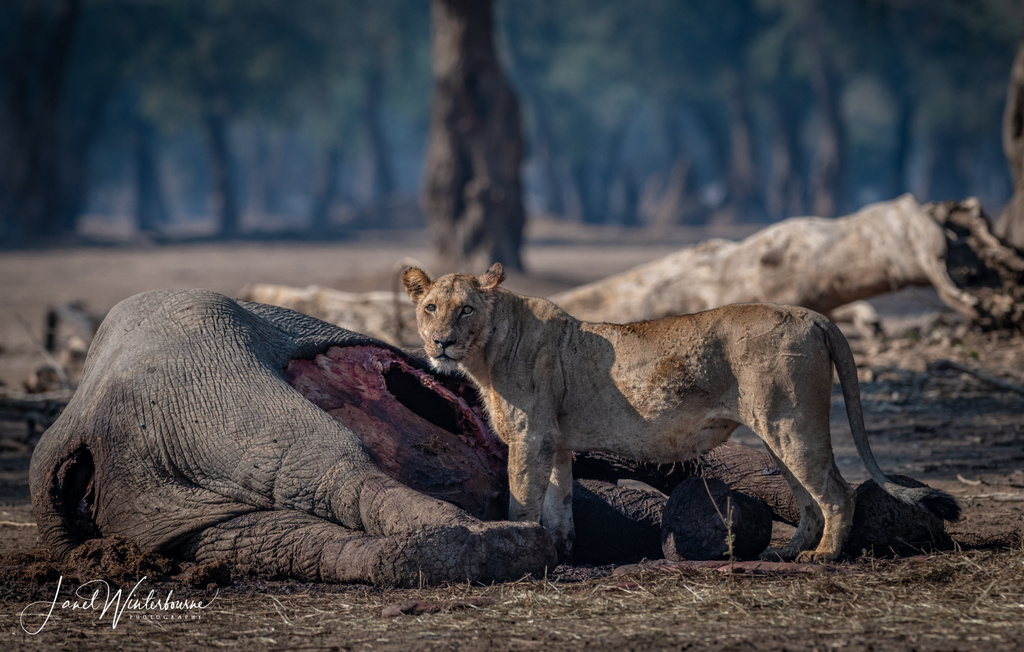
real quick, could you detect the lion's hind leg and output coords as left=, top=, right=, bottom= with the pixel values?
left=756, top=424, right=856, bottom=563
left=758, top=448, right=823, bottom=561
left=541, top=448, right=575, bottom=561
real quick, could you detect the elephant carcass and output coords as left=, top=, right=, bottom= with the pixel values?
left=30, top=289, right=556, bottom=587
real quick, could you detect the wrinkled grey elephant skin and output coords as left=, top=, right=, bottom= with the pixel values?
left=30, top=289, right=556, bottom=587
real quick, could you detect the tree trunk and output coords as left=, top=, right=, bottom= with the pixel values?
left=997, top=35, right=1024, bottom=250
left=53, top=87, right=108, bottom=235
left=566, top=161, right=593, bottom=223
left=530, top=97, right=569, bottom=217
left=584, top=115, right=630, bottom=225
left=309, top=145, right=342, bottom=232
left=248, top=125, right=289, bottom=219
left=802, top=0, right=845, bottom=218
left=247, top=125, right=269, bottom=219
left=661, top=101, right=683, bottom=173
left=691, top=101, right=729, bottom=213
left=0, top=0, right=81, bottom=242
left=888, top=98, right=914, bottom=201
left=531, top=111, right=570, bottom=217
left=648, top=158, right=694, bottom=228
left=203, top=112, right=240, bottom=239
left=724, top=70, right=763, bottom=220
left=647, top=102, right=703, bottom=226
left=358, top=61, right=395, bottom=205
left=809, top=58, right=845, bottom=217
left=422, top=0, right=527, bottom=271
left=618, top=167, right=641, bottom=227
left=499, top=8, right=568, bottom=218
left=766, top=100, right=806, bottom=220
left=133, top=118, right=169, bottom=234
left=924, top=131, right=971, bottom=202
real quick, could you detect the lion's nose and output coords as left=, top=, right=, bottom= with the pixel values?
left=434, top=337, right=456, bottom=349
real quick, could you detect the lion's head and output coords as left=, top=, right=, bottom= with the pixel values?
left=402, top=263, right=506, bottom=373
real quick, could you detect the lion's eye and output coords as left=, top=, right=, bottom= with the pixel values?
left=461, top=306, right=474, bottom=316
left=425, top=304, right=436, bottom=314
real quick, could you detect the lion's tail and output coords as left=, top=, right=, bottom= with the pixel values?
left=823, top=319, right=961, bottom=522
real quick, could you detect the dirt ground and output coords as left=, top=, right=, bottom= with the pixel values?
left=1, top=222, right=1023, bottom=650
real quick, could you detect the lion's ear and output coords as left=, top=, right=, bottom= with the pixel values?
left=479, top=262, right=506, bottom=290
left=402, top=267, right=432, bottom=303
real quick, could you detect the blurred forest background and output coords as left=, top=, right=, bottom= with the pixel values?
left=2, top=0, right=1023, bottom=254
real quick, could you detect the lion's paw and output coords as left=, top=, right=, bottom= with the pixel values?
left=795, top=548, right=840, bottom=564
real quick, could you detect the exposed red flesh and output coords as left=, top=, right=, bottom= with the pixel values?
left=284, top=346, right=508, bottom=520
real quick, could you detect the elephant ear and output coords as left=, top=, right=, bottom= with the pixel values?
left=478, top=263, right=506, bottom=291
left=402, top=267, right=433, bottom=303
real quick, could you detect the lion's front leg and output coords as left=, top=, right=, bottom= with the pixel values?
left=507, top=434, right=553, bottom=523
left=507, top=427, right=574, bottom=559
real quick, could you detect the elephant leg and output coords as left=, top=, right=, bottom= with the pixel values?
left=352, top=473, right=476, bottom=535
left=185, top=510, right=555, bottom=587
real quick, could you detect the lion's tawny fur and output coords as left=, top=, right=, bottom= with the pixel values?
left=403, top=263, right=959, bottom=562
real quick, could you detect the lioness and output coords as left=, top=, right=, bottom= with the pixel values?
left=402, top=263, right=960, bottom=562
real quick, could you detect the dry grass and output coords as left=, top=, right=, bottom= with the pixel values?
left=318, top=549, right=1024, bottom=650
left=6, top=547, right=1021, bottom=651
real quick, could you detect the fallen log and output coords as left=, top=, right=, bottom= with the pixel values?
left=24, top=302, right=102, bottom=392
left=239, top=283, right=418, bottom=348
left=552, top=195, right=1024, bottom=332
left=240, top=196, right=1024, bottom=344
left=927, top=199, right=1024, bottom=330
left=0, top=389, right=72, bottom=444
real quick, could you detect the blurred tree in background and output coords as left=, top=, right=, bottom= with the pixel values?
left=997, top=27, right=1024, bottom=249
left=423, top=0, right=526, bottom=271
left=0, top=0, right=1021, bottom=262
left=0, top=0, right=81, bottom=241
